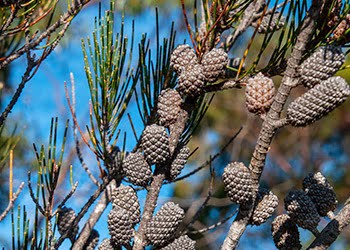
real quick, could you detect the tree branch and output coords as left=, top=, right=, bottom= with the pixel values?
left=307, top=201, right=350, bottom=250
left=0, top=0, right=91, bottom=70
left=72, top=180, right=117, bottom=250
left=0, top=182, right=24, bottom=222
left=221, top=1, right=326, bottom=249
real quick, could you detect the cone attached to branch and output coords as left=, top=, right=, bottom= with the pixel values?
left=251, top=189, right=279, bottom=226
left=161, top=235, right=196, bottom=250
left=57, top=207, right=79, bottom=242
left=170, top=44, right=198, bottom=74
left=146, top=202, right=185, bottom=247
left=98, top=238, right=115, bottom=250
left=167, top=145, right=190, bottom=180
left=271, top=214, right=302, bottom=250
left=222, top=162, right=254, bottom=204
left=141, top=124, right=170, bottom=165
left=254, top=12, right=285, bottom=33
left=177, top=64, right=206, bottom=98
left=83, top=229, right=99, bottom=250
left=111, top=184, right=141, bottom=225
left=287, top=76, right=350, bottom=127
left=157, top=89, right=183, bottom=127
left=122, top=152, right=152, bottom=186
left=284, top=190, right=320, bottom=231
left=303, top=172, right=337, bottom=217
left=298, top=46, right=345, bottom=88
left=201, top=48, right=228, bottom=83
left=245, top=73, right=275, bottom=115
left=105, top=146, right=123, bottom=177
left=108, top=207, right=134, bottom=246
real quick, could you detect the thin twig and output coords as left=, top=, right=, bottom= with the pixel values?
left=203, top=79, right=242, bottom=93
left=72, top=180, right=117, bottom=250
left=0, top=5, right=19, bottom=35
left=182, top=161, right=215, bottom=233
left=307, top=201, right=350, bottom=250
left=187, top=209, right=238, bottom=234
left=0, top=182, right=25, bottom=222
left=171, top=127, right=242, bottom=183
left=70, top=73, right=100, bottom=186
left=223, top=0, right=266, bottom=52
left=0, top=52, right=35, bottom=127
left=64, top=81, right=99, bottom=156
left=180, top=0, right=197, bottom=53
left=54, top=181, right=79, bottom=216
left=54, top=177, right=110, bottom=248
left=0, top=0, right=92, bottom=70
left=27, top=171, right=46, bottom=215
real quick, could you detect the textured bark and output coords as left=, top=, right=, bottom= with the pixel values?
left=221, top=1, right=326, bottom=249
left=72, top=180, right=117, bottom=250
left=133, top=173, right=165, bottom=250
left=307, top=202, right=350, bottom=250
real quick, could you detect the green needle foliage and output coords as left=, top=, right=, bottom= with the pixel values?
left=133, top=10, right=177, bottom=126
left=82, top=2, right=136, bottom=158
left=1, top=0, right=350, bottom=249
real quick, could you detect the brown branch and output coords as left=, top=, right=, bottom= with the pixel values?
left=54, top=177, right=110, bottom=248
left=72, top=180, right=117, bottom=250
left=223, top=0, right=266, bottom=52
left=69, top=73, right=100, bottom=186
left=0, top=182, right=24, bottom=222
left=0, top=1, right=90, bottom=127
left=133, top=95, right=194, bottom=249
left=170, top=126, right=242, bottom=184
left=221, top=1, right=326, bottom=249
left=0, top=5, right=19, bottom=35
left=0, top=51, right=35, bottom=127
left=0, top=0, right=91, bottom=70
left=133, top=173, right=166, bottom=250
left=307, top=201, right=350, bottom=250
left=203, top=79, right=242, bottom=93
left=181, top=163, right=215, bottom=234
left=180, top=0, right=197, bottom=54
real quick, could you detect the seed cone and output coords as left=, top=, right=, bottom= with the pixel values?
left=256, top=12, right=285, bottom=33
left=111, top=184, right=140, bottom=225
left=107, top=207, right=134, bottom=246
left=177, top=64, right=206, bottom=98
left=167, top=145, right=190, bottom=180
left=222, top=162, right=253, bottom=204
left=57, top=207, right=79, bottom=242
left=298, top=46, right=345, bottom=88
left=157, top=89, right=183, bottom=126
left=287, top=76, right=350, bottom=127
left=141, top=124, right=170, bottom=165
left=271, top=214, right=302, bottom=250
left=105, top=146, right=123, bottom=177
left=251, top=189, right=279, bottom=226
left=170, top=44, right=198, bottom=74
left=245, top=73, right=275, bottom=115
left=122, top=152, right=152, bottom=186
left=98, top=238, right=116, bottom=250
left=161, top=235, right=196, bottom=250
left=146, top=202, right=185, bottom=247
left=284, top=190, right=320, bottom=231
left=303, top=172, right=337, bottom=217
left=83, top=229, right=99, bottom=250
left=201, top=48, right=228, bottom=83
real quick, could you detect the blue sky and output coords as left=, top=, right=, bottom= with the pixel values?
left=1, top=1, right=349, bottom=249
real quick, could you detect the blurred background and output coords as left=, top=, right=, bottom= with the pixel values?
left=0, top=0, right=349, bottom=249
